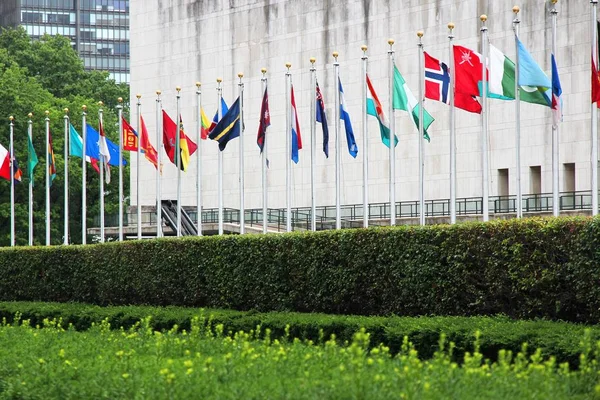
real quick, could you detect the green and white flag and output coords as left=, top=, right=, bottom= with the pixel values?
left=27, top=134, right=38, bottom=187
left=488, top=44, right=550, bottom=107
left=392, top=64, right=434, bottom=141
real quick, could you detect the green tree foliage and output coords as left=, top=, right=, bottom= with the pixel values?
left=0, top=27, right=130, bottom=245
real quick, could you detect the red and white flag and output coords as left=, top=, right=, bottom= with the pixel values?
left=98, top=118, right=111, bottom=183
left=0, top=143, right=11, bottom=181
left=453, top=45, right=486, bottom=98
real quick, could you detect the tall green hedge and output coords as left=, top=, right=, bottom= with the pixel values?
left=1, top=217, right=599, bottom=322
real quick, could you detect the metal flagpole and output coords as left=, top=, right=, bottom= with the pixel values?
left=9, top=116, right=14, bottom=247
left=63, top=108, right=69, bottom=244
left=156, top=90, right=163, bottom=237
left=45, top=110, right=51, bottom=245
left=480, top=15, right=490, bottom=222
left=592, top=0, right=599, bottom=216
left=388, top=39, right=396, bottom=226
left=286, top=62, right=292, bottom=233
left=417, top=31, right=426, bottom=226
left=361, top=45, right=369, bottom=228
left=81, top=105, right=87, bottom=244
left=309, top=58, right=317, bottom=232
left=136, top=94, right=142, bottom=239
left=98, top=102, right=105, bottom=243
left=551, top=0, right=559, bottom=217
left=238, top=72, right=245, bottom=234
left=217, top=78, right=224, bottom=235
left=195, top=82, right=203, bottom=236
left=261, top=68, right=269, bottom=234
left=333, top=51, right=341, bottom=230
left=175, top=87, right=182, bottom=237
left=117, top=97, right=124, bottom=241
left=448, top=23, right=457, bottom=224
left=513, top=6, right=522, bottom=219
left=28, top=114, right=33, bottom=246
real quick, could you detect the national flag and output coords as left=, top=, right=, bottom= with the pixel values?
left=453, top=45, right=485, bottom=98
left=338, top=78, right=358, bottom=158
left=209, top=96, right=241, bottom=151
left=122, top=117, right=159, bottom=169
left=98, top=118, right=111, bottom=183
left=516, top=37, right=551, bottom=106
left=316, top=81, right=329, bottom=157
left=200, top=108, right=211, bottom=140
left=122, top=117, right=139, bottom=151
left=140, top=116, right=158, bottom=169
left=0, top=143, right=11, bottom=181
left=290, top=85, right=302, bottom=163
left=69, top=123, right=100, bottom=173
left=551, top=53, right=562, bottom=126
left=424, top=51, right=482, bottom=114
left=48, top=131, right=57, bottom=186
left=162, top=111, right=198, bottom=171
left=85, top=124, right=126, bottom=168
left=393, top=64, right=435, bottom=141
left=366, top=74, right=397, bottom=148
left=209, top=98, right=229, bottom=133
left=12, top=156, right=22, bottom=183
left=257, top=86, right=270, bottom=153
left=27, top=133, right=38, bottom=186
left=592, top=57, right=600, bottom=105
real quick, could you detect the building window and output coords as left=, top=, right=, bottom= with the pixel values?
left=563, top=163, right=575, bottom=192
left=529, top=166, right=541, bottom=195
left=22, top=12, right=43, bottom=23
left=497, top=169, right=509, bottom=212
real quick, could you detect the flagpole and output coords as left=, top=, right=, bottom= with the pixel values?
left=238, top=72, right=245, bottom=234
left=388, top=39, right=396, bottom=226
left=45, top=110, right=51, bottom=245
left=195, top=82, right=203, bottom=236
left=480, top=15, right=490, bottom=222
left=175, top=87, right=182, bottom=237
left=309, top=58, right=317, bottom=232
left=286, top=62, right=292, bottom=233
left=448, top=23, right=457, bottom=224
left=81, top=105, right=87, bottom=244
left=98, top=102, right=105, bottom=243
left=117, top=97, right=124, bottom=241
left=361, top=45, right=369, bottom=228
left=155, top=90, right=163, bottom=237
left=63, top=108, right=69, bottom=244
left=261, top=68, right=269, bottom=234
left=592, top=0, right=599, bottom=216
left=513, top=6, right=522, bottom=219
left=551, top=0, right=559, bottom=217
left=9, top=116, right=14, bottom=247
left=136, top=94, right=142, bottom=239
left=217, top=78, right=224, bottom=235
left=417, top=31, right=426, bottom=226
left=28, top=114, right=33, bottom=246
left=333, top=51, right=341, bottom=230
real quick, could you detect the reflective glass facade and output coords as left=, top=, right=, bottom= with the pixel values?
left=1, top=0, right=129, bottom=83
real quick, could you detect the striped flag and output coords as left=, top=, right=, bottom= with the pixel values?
left=290, top=84, right=302, bottom=163
left=366, top=74, right=397, bottom=148
left=338, top=78, right=357, bottom=158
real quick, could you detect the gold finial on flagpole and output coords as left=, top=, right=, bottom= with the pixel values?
left=28, top=113, right=32, bottom=118
left=117, top=97, right=123, bottom=103
left=480, top=14, right=488, bottom=22
left=285, top=62, right=291, bottom=71
left=156, top=90, right=161, bottom=95
left=513, top=5, right=520, bottom=14
left=332, top=51, right=339, bottom=62
left=216, top=78, right=222, bottom=83
left=196, top=81, right=201, bottom=88
left=45, top=110, right=49, bottom=116
left=98, top=101, right=103, bottom=107
left=63, top=108, right=68, bottom=114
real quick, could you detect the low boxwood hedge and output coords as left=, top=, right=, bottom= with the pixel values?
left=0, top=301, right=596, bottom=368
left=0, top=217, right=599, bottom=322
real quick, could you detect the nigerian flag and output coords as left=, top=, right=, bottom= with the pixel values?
left=393, top=64, right=434, bottom=141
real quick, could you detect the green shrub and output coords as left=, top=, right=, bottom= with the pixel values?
left=0, top=217, right=597, bottom=321
left=0, top=301, right=597, bottom=367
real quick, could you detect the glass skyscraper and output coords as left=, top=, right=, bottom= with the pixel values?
left=0, top=0, right=129, bottom=83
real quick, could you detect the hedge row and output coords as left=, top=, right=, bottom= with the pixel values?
left=0, top=301, right=597, bottom=367
left=1, top=217, right=600, bottom=322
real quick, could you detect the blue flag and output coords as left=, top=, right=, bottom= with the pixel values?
left=210, top=98, right=229, bottom=132
left=85, top=124, right=126, bottom=166
left=315, top=82, right=329, bottom=158
left=339, top=78, right=357, bottom=158
left=209, top=96, right=241, bottom=151
left=517, top=37, right=551, bottom=101
left=551, top=53, right=562, bottom=126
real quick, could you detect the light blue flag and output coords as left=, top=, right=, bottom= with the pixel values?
left=338, top=78, right=358, bottom=158
left=69, top=124, right=86, bottom=159
left=517, top=38, right=551, bottom=88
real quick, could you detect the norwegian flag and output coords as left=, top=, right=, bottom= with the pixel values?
left=425, top=51, right=482, bottom=114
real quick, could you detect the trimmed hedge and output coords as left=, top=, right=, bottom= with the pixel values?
left=0, top=301, right=597, bottom=368
left=1, top=217, right=600, bottom=322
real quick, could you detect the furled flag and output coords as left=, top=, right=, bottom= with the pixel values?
left=424, top=51, right=482, bottom=114
left=12, top=157, right=22, bottom=183
left=209, top=96, right=241, bottom=151
left=551, top=53, right=562, bottom=126
left=98, top=118, right=111, bottom=183
left=257, top=86, right=270, bottom=153
left=393, top=64, right=435, bottom=141
left=27, top=133, right=38, bottom=186
left=69, top=123, right=100, bottom=173
left=338, top=78, right=358, bottom=158
left=366, top=74, right=397, bottom=148
left=592, top=57, right=600, bottom=105
left=200, top=108, right=211, bottom=139
left=122, top=117, right=159, bottom=169
left=0, top=143, right=11, bottom=181
left=315, top=81, right=329, bottom=157
left=162, top=111, right=198, bottom=171
left=48, top=131, right=57, bottom=185
left=209, top=98, right=229, bottom=133
left=290, top=84, right=302, bottom=163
